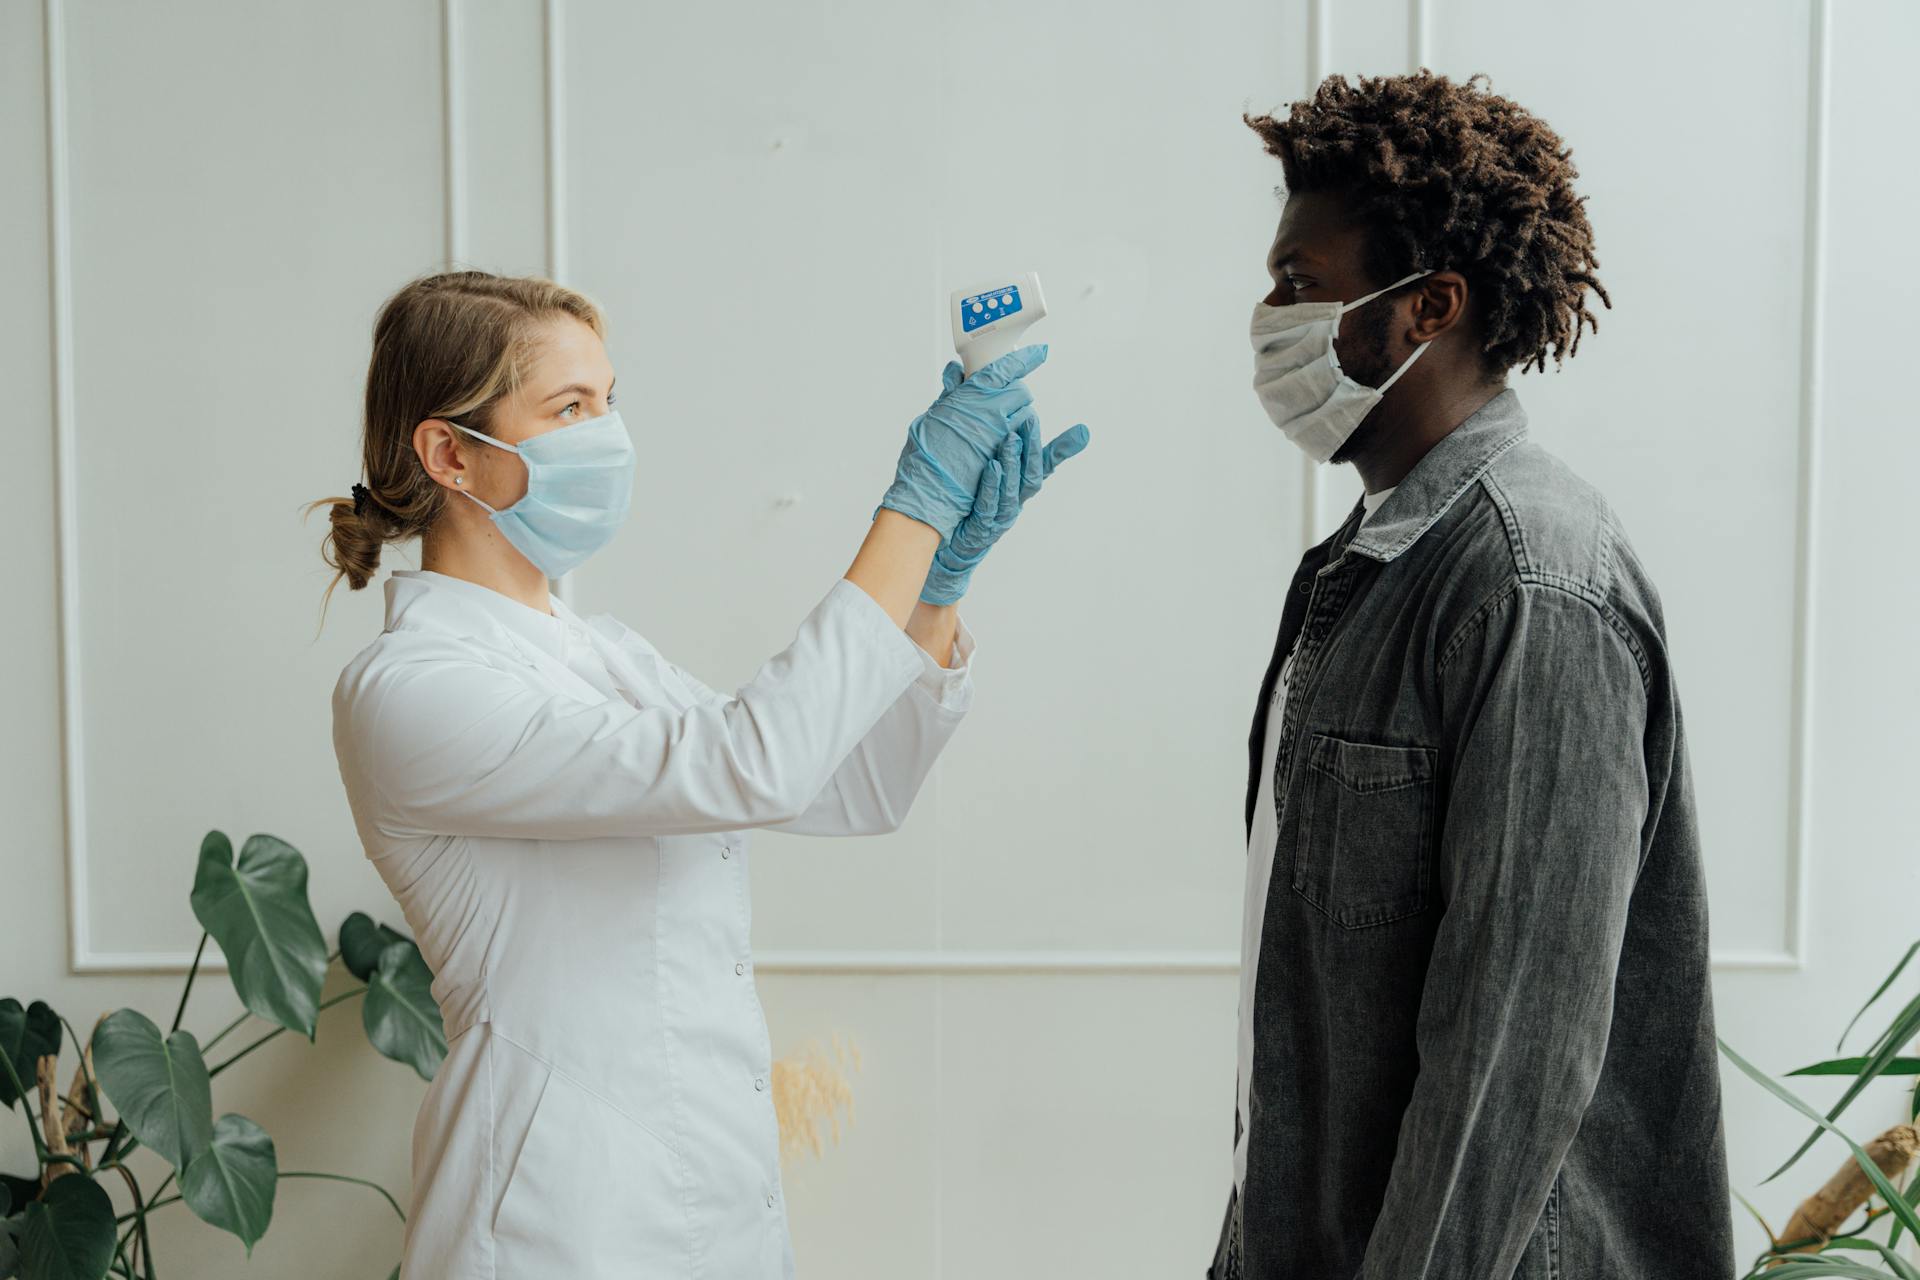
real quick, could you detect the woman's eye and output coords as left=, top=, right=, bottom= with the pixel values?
left=559, top=401, right=580, bottom=419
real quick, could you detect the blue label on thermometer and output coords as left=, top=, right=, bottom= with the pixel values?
left=960, top=285, right=1023, bottom=332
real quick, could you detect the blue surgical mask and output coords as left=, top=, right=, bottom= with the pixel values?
left=452, top=411, right=636, bottom=578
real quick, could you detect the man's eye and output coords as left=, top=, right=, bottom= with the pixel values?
left=1286, top=276, right=1311, bottom=290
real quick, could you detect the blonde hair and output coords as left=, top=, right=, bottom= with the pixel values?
left=307, top=270, right=605, bottom=604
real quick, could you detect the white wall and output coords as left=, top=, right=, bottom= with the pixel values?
left=2, top=1, right=1915, bottom=1275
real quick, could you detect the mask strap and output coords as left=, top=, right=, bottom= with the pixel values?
left=1342, top=269, right=1434, bottom=313
left=1376, top=336, right=1432, bottom=393
left=1339, top=269, right=1437, bottom=392
left=449, top=420, right=512, bottom=514
left=450, top=420, right=519, bottom=453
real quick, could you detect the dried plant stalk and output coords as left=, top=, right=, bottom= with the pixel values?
left=771, top=1034, right=861, bottom=1167
left=62, top=1040, right=96, bottom=1167
left=37, top=1054, right=76, bottom=1186
left=1774, top=1122, right=1919, bottom=1257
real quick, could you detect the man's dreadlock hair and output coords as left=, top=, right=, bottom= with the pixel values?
left=1246, top=71, right=1609, bottom=376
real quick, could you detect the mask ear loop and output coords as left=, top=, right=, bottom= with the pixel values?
left=1334, top=270, right=1438, bottom=390
left=447, top=419, right=518, bottom=515
left=1376, top=335, right=1432, bottom=392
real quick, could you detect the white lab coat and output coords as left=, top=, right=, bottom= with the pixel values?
left=331, top=569, right=974, bottom=1278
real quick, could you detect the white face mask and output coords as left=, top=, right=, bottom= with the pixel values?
left=1249, top=270, right=1433, bottom=463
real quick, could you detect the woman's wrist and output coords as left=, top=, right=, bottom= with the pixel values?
left=845, top=508, right=943, bottom=627
left=906, top=599, right=961, bottom=668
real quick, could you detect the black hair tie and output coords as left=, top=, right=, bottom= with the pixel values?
left=351, top=482, right=371, bottom=517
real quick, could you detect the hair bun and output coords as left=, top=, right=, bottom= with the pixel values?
left=351, top=482, right=371, bottom=517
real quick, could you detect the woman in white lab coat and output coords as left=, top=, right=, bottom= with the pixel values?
left=314, top=272, right=1087, bottom=1278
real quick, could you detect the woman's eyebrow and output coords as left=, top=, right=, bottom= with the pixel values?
left=539, top=377, right=615, bottom=403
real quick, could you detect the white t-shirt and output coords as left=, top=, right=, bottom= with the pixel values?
left=1234, top=483, right=1395, bottom=1190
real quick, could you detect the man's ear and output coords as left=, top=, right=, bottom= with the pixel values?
left=1406, top=271, right=1471, bottom=342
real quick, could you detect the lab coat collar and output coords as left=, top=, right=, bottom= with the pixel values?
left=1343, top=388, right=1530, bottom=564
left=384, top=570, right=569, bottom=660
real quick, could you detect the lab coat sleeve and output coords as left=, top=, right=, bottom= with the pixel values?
left=767, top=615, right=976, bottom=836
left=338, top=578, right=928, bottom=841
left=1357, top=583, right=1648, bottom=1280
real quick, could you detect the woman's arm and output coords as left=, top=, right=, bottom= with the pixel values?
left=906, top=600, right=961, bottom=667
left=844, top=508, right=943, bottom=627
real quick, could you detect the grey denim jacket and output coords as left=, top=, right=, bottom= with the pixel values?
left=1210, top=390, right=1735, bottom=1279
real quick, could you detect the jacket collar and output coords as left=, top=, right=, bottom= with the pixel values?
left=383, top=569, right=573, bottom=660
left=1342, top=388, right=1529, bottom=564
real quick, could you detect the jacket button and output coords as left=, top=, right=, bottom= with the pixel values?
left=1297, top=581, right=1310, bottom=593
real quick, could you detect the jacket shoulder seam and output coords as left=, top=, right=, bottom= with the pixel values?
left=1436, top=575, right=1651, bottom=693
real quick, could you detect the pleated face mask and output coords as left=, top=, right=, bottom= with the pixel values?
left=452, top=411, right=636, bottom=578
left=1249, top=269, right=1433, bottom=463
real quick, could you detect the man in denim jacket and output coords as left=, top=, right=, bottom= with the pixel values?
left=1214, top=71, right=1736, bottom=1279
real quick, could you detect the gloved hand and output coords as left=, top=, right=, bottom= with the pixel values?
left=877, top=344, right=1049, bottom=538
left=920, top=363, right=1091, bottom=605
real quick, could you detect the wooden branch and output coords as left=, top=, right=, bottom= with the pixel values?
left=37, top=1054, right=75, bottom=1187
left=1775, top=1123, right=1920, bottom=1258
left=62, top=1041, right=97, bottom=1168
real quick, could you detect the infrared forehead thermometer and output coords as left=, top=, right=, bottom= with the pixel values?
left=951, top=273, right=1048, bottom=377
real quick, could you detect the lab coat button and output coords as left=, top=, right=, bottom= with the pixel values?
left=735, top=962, right=746, bottom=975
left=754, top=1077, right=766, bottom=1091
left=766, top=1193, right=776, bottom=1208
left=721, top=847, right=731, bottom=859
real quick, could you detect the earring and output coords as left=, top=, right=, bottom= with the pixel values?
left=455, top=477, right=464, bottom=486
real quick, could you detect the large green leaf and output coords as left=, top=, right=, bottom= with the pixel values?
left=1, top=1186, right=18, bottom=1280
left=1838, top=940, right=1920, bottom=1052
left=190, top=832, right=327, bottom=1039
left=1789, top=1056, right=1920, bottom=1077
left=0, top=1001, right=60, bottom=1111
left=363, top=942, right=445, bottom=1082
left=89, top=1009, right=212, bottom=1171
left=1823, top=1237, right=1920, bottom=1280
left=180, top=1114, right=276, bottom=1253
left=1722, top=1037, right=1920, bottom=1245
left=1768, top=989, right=1920, bottom=1181
left=16, top=1174, right=114, bottom=1280
left=0, top=1178, right=36, bottom=1218
left=338, top=914, right=409, bottom=984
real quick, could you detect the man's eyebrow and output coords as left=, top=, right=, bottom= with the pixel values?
left=539, top=377, right=615, bottom=403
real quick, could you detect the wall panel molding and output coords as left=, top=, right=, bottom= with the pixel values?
left=1779, top=0, right=1829, bottom=971
left=442, top=0, right=467, bottom=266
left=54, top=0, right=1821, bottom=979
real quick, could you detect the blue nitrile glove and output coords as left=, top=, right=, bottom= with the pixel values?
left=877, top=344, right=1050, bottom=538
left=919, top=362, right=1091, bottom=605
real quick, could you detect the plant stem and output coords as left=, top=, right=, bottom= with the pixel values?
left=170, top=934, right=208, bottom=1036
left=200, top=1009, right=251, bottom=1055
left=198, top=949, right=344, bottom=1056
left=58, top=1014, right=103, bottom=1154
left=0, top=1047, right=50, bottom=1162
left=278, top=1170, right=407, bottom=1222
left=206, top=987, right=367, bottom=1079
left=115, top=1173, right=177, bottom=1225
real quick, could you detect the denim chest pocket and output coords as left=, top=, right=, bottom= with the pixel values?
left=1292, top=733, right=1439, bottom=929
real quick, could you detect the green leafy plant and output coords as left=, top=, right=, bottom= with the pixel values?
left=1722, top=939, right=1920, bottom=1278
left=0, top=831, right=444, bottom=1280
